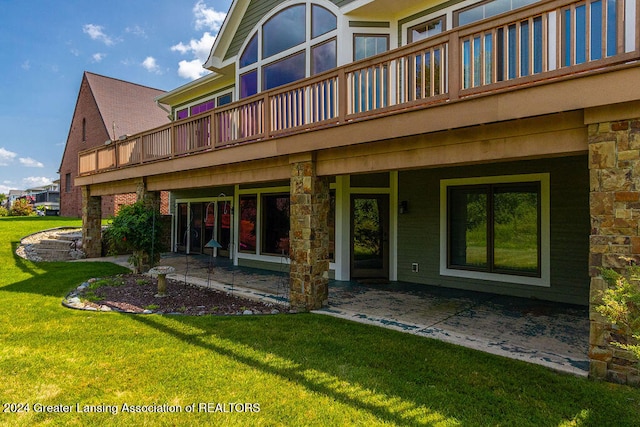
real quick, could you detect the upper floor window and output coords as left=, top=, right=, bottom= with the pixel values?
left=239, top=3, right=338, bottom=98
left=263, top=5, right=306, bottom=59
left=65, top=173, right=72, bottom=193
left=174, top=90, right=233, bottom=120
left=408, top=16, right=445, bottom=43
left=456, top=0, right=538, bottom=27
left=82, top=118, right=87, bottom=142
left=354, top=34, right=389, bottom=61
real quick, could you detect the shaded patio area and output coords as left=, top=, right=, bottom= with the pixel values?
left=101, top=252, right=590, bottom=377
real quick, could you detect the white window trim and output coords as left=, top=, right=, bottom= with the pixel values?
left=237, top=1, right=340, bottom=95
left=439, top=173, right=551, bottom=287
left=235, top=186, right=290, bottom=263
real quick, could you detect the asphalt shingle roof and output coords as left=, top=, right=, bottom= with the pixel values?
left=84, top=71, right=170, bottom=140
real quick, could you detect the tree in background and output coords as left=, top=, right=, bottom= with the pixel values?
left=10, top=198, right=34, bottom=216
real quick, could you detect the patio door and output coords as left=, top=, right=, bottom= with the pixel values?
left=176, top=201, right=232, bottom=256
left=351, top=194, right=389, bottom=279
left=216, top=200, right=232, bottom=257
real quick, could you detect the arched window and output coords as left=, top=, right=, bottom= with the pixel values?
left=239, top=3, right=338, bottom=98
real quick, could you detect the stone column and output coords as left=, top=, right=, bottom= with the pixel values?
left=588, top=118, right=640, bottom=385
left=81, top=186, right=102, bottom=258
left=289, top=154, right=330, bottom=311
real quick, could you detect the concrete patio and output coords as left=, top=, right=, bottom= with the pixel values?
left=89, top=252, right=590, bottom=377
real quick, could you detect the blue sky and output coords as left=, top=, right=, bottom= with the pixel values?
left=0, top=0, right=231, bottom=195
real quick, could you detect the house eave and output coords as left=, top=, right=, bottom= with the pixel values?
left=155, top=71, right=231, bottom=107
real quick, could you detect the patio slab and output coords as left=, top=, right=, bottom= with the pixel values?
left=80, top=252, right=590, bottom=376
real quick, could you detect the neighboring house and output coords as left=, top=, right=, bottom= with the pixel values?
left=75, top=0, right=640, bottom=384
left=58, top=72, right=171, bottom=218
left=5, top=190, right=25, bottom=210
left=24, top=181, right=60, bottom=214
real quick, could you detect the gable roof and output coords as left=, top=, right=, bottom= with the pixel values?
left=59, top=72, right=170, bottom=173
left=84, top=72, right=170, bottom=140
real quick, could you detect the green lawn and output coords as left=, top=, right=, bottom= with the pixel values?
left=1, top=217, right=639, bottom=426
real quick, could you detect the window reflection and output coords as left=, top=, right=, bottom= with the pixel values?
left=240, top=34, right=258, bottom=67
left=312, top=39, right=337, bottom=75
left=312, top=5, right=337, bottom=38
left=239, top=3, right=338, bottom=98
left=262, top=194, right=290, bottom=255
left=409, top=17, right=445, bottom=43
left=354, top=35, right=388, bottom=61
left=263, top=5, right=306, bottom=59
left=240, top=70, right=258, bottom=98
left=263, top=52, right=306, bottom=90
left=239, top=195, right=257, bottom=253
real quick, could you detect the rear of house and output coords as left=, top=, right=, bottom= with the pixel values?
left=75, top=0, right=640, bottom=384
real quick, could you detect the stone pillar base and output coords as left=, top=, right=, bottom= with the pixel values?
left=81, top=186, right=102, bottom=258
left=289, top=156, right=330, bottom=311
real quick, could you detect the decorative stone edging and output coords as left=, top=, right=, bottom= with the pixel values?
left=62, top=278, right=154, bottom=314
left=62, top=277, right=284, bottom=316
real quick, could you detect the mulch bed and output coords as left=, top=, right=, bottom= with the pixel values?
left=78, top=274, right=285, bottom=316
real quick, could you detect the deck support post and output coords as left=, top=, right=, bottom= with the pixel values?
left=81, top=186, right=102, bottom=258
left=289, top=153, right=330, bottom=311
left=588, top=114, right=640, bottom=386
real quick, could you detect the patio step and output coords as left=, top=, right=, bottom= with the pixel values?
left=32, top=239, right=80, bottom=261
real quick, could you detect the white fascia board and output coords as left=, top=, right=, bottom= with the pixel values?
left=154, top=72, right=225, bottom=106
left=204, top=0, right=250, bottom=71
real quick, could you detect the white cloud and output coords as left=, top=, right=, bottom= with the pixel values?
left=0, top=148, right=17, bottom=166
left=193, top=0, right=226, bottom=31
left=171, top=32, right=216, bottom=60
left=142, top=56, right=162, bottom=74
left=92, top=53, right=106, bottom=63
left=171, top=32, right=216, bottom=80
left=22, top=177, right=53, bottom=188
left=176, top=59, right=210, bottom=80
left=126, top=25, right=147, bottom=38
left=83, top=24, right=115, bottom=46
left=0, top=184, right=16, bottom=195
left=19, top=157, right=44, bottom=168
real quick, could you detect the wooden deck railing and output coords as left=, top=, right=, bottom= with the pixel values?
left=79, top=0, right=639, bottom=176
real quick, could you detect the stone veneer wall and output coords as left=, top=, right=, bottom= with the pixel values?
left=289, top=158, right=330, bottom=311
left=589, top=118, right=640, bottom=385
left=81, top=187, right=102, bottom=259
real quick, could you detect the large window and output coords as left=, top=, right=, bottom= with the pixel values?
left=448, top=182, right=540, bottom=275
left=239, top=3, right=338, bottom=98
left=239, top=195, right=257, bottom=253
left=440, top=174, right=550, bottom=286
left=262, top=194, right=290, bottom=255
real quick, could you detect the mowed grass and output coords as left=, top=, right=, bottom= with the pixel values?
left=1, top=217, right=639, bottom=426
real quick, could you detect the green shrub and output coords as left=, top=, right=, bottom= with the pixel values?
left=0, top=206, right=8, bottom=217
left=10, top=199, right=34, bottom=216
left=102, top=202, right=166, bottom=272
left=597, top=263, right=640, bottom=362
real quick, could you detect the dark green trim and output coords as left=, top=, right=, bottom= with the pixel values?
left=349, top=21, right=391, bottom=28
